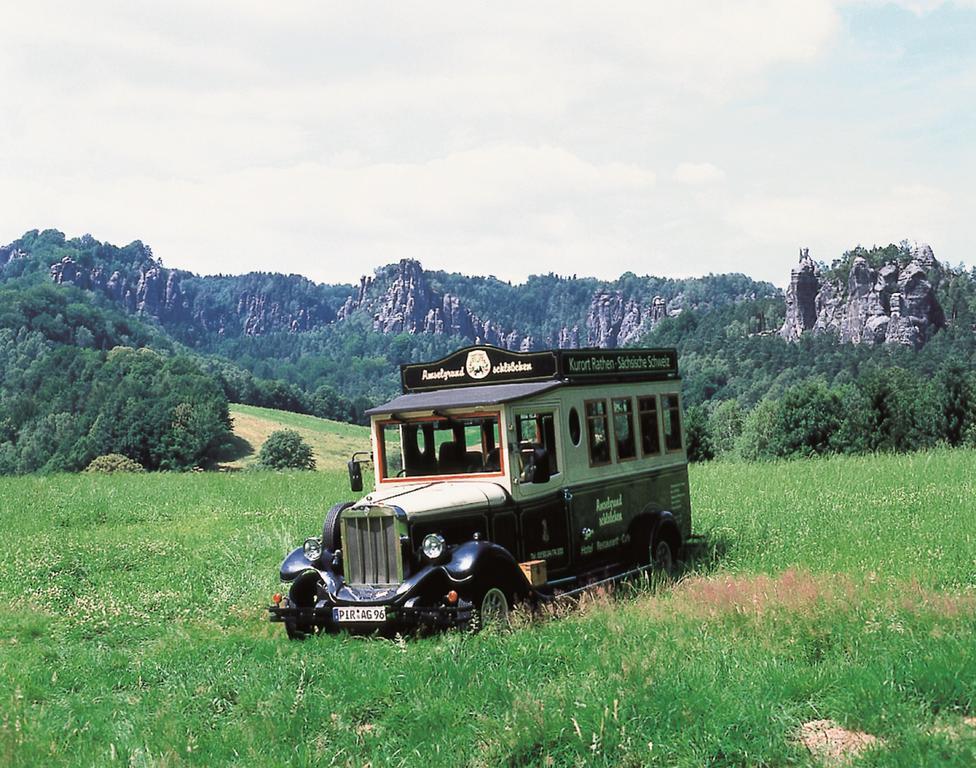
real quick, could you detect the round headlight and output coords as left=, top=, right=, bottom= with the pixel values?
left=422, top=533, right=445, bottom=560
left=303, top=537, right=322, bottom=562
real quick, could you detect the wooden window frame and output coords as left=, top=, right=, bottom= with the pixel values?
left=514, top=410, right=561, bottom=477
left=637, top=395, right=661, bottom=458
left=660, top=393, right=683, bottom=453
left=375, top=410, right=505, bottom=484
left=611, top=396, right=637, bottom=463
left=584, top=398, right=612, bottom=467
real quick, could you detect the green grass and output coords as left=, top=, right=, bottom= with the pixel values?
left=1, top=450, right=975, bottom=766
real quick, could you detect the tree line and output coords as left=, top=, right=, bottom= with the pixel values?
left=682, top=358, right=976, bottom=462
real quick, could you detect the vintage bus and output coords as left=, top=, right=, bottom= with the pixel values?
left=269, top=345, right=691, bottom=637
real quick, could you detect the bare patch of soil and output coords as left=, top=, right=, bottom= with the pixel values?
left=932, top=716, right=976, bottom=740
left=798, top=719, right=883, bottom=765
left=671, top=569, right=855, bottom=618
left=654, top=569, right=975, bottom=622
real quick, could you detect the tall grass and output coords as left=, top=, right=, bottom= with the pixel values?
left=1, top=450, right=974, bottom=766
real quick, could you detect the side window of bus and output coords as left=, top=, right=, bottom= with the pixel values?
left=585, top=400, right=611, bottom=466
left=611, top=397, right=636, bottom=461
left=515, top=412, right=559, bottom=480
left=661, top=394, right=683, bottom=451
left=638, top=396, right=661, bottom=456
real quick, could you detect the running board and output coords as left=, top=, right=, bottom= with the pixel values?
left=540, top=563, right=660, bottom=602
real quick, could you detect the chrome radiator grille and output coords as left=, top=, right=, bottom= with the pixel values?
left=342, top=508, right=402, bottom=586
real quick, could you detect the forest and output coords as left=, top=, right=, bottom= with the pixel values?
left=1, top=228, right=975, bottom=473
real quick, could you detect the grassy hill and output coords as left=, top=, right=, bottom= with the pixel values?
left=224, top=403, right=371, bottom=472
left=1, top=451, right=975, bottom=766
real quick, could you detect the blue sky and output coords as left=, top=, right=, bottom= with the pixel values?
left=1, top=1, right=973, bottom=286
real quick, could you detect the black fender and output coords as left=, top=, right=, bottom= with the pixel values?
left=629, top=508, right=682, bottom=563
left=280, top=545, right=337, bottom=582
left=287, top=568, right=335, bottom=609
left=443, top=540, right=532, bottom=602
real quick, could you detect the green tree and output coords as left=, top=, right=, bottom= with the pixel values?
left=708, top=399, right=744, bottom=456
left=855, top=366, right=929, bottom=453
left=257, top=429, right=316, bottom=470
left=768, top=381, right=844, bottom=458
left=938, top=363, right=976, bottom=447
left=736, top=398, right=780, bottom=461
left=684, top=405, right=715, bottom=463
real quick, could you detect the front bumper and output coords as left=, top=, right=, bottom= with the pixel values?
left=268, top=596, right=473, bottom=632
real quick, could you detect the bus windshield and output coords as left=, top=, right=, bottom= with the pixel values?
left=379, top=414, right=502, bottom=480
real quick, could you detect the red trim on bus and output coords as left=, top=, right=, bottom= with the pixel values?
left=374, top=411, right=507, bottom=484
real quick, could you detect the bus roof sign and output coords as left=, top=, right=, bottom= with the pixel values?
left=400, top=345, right=678, bottom=393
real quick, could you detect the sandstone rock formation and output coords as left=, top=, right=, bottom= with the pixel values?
left=31, top=229, right=774, bottom=351
left=50, top=250, right=335, bottom=337
left=337, top=258, right=524, bottom=347
left=337, top=260, right=690, bottom=351
left=780, top=245, right=945, bottom=349
left=0, top=245, right=27, bottom=267
left=584, top=291, right=671, bottom=348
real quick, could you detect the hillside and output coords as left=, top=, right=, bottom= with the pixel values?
left=224, top=404, right=370, bottom=473
left=2, top=450, right=975, bottom=765
left=2, top=227, right=975, bottom=475
left=2, top=228, right=779, bottom=351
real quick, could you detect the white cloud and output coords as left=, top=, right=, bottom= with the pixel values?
left=725, top=184, right=957, bottom=272
left=0, top=1, right=973, bottom=286
left=2, top=146, right=657, bottom=282
left=673, top=162, right=727, bottom=186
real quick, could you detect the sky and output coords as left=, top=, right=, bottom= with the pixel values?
left=1, top=1, right=974, bottom=288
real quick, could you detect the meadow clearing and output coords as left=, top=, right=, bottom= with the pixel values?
left=1, top=448, right=975, bottom=766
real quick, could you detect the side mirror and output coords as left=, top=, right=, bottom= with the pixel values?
left=348, top=460, right=363, bottom=493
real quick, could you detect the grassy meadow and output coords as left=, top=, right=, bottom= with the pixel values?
left=1, top=449, right=975, bottom=766
left=223, top=404, right=370, bottom=472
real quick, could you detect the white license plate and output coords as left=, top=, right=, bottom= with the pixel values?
left=332, top=606, right=387, bottom=623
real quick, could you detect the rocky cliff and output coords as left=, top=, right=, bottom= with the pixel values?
left=780, top=244, right=945, bottom=349
left=337, top=259, right=534, bottom=349
left=583, top=291, right=671, bottom=348
left=4, top=229, right=777, bottom=351
left=48, top=247, right=339, bottom=338
left=335, top=258, right=691, bottom=350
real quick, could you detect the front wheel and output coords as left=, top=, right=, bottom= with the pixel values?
left=473, top=586, right=511, bottom=630
left=284, top=619, right=311, bottom=641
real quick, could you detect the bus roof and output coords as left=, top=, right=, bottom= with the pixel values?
left=365, top=380, right=562, bottom=417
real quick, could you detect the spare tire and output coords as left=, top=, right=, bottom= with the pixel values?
left=322, top=501, right=353, bottom=552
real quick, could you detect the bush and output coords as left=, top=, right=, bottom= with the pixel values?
left=684, top=405, right=715, bottom=463
left=257, top=429, right=315, bottom=470
left=85, top=454, right=145, bottom=473
left=767, top=381, right=845, bottom=458
left=708, top=399, right=744, bottom=457
left=736, top=398, right=780, bottom=461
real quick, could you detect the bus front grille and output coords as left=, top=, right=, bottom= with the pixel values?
left=342, top=508, right=401, bottom=587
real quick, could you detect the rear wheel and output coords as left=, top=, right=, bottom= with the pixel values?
left=635, top=520, right=679, bottom=577
left=652, top=537, right=675, bottom=575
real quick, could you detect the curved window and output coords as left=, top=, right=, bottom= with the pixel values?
left=568, top=407, right=581, bottom=446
